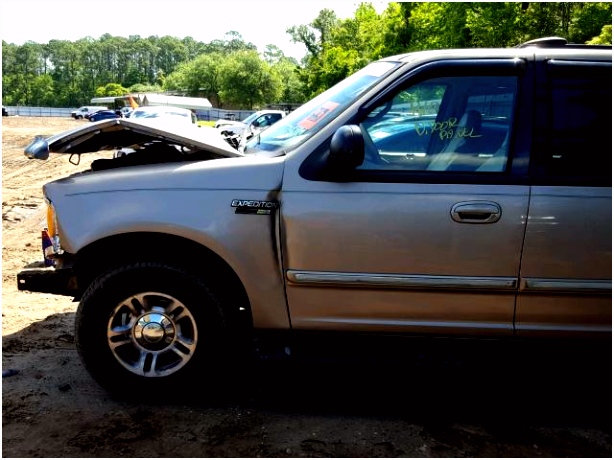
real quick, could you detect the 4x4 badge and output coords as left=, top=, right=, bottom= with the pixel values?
left=231, top=199, right=279, bottom=215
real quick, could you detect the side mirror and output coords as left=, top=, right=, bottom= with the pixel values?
left=24, top=135, right=50, bottom=160
left=327, top=125, right=364, bottom=172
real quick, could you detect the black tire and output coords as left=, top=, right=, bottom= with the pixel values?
left=75, top=262, right=227, bottom=396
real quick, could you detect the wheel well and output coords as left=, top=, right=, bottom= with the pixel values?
left=75, top=232, right=253, bottom=333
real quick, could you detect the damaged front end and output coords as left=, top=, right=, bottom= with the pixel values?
left=17, top=263, right=78, bottom=297
left=17, top=200, right=79, bottom=297
left=17, top=118, right=245, bottom=296
left=25, top=117, right=243, bottom=170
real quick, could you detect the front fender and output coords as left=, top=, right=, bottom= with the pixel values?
left=45, top=157, right=290, bottom=329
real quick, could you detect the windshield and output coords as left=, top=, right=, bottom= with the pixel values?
left=243, top=61, right=400, bottom=155
left=241, top=112, right=260, bottom=125
left=130, top=107, right=196, bottom=124
left=132, top=109, right=188, bottom=119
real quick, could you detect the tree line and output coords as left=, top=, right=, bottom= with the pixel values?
left=2, top=2, right=611, bottom=110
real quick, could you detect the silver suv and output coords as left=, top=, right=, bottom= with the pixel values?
left=18, top=37, right=611, bottom=394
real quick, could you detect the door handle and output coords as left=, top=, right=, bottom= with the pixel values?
left=450, top=201, right=501, bottom=224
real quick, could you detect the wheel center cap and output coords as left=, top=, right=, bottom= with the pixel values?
left=134, top=312, right=175, bottom=349
left=142, top=322, right=165, bottom=343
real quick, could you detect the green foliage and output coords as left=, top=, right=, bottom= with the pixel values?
left=291, top=1, right=611, bottom=97
left=405, top=2, right=451, bottom=50
left=2, top=3, right=611, bottom=109
left=129, top=83, right=163, bottom=93
left=466, top=3, right=524, bottom=47
left=588, top=24, right=612, bottom=44
left=163, top=53, right=222, bottom=105
left=569, top=3, right=612, bottom=43
left=218, top=50, right=282, bottom=109
left=272, top=57, right=307, bottom=104
left=29, top=74, right=55, bottom=106
left=95, top=83, right=129, bottom=97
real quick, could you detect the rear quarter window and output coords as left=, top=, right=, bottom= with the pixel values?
left=534, top=61, right=611, bottom=185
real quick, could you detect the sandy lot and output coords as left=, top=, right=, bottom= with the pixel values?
left=2, top=116, right=611, bottom=457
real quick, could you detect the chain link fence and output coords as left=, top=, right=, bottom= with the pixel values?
left=2, top=106, right=258, bottom=121
left=3, top=106, right=74, bottom=117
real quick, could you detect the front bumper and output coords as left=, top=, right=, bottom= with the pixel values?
left=17, top=266, right=78, bottom=296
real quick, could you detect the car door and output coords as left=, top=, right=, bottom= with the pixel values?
left=280, top=60, right=532, bottom=337
left=516, top=58, right=612, bottom=338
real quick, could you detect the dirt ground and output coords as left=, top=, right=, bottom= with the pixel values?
left=2, top=116, right=612, bottom=458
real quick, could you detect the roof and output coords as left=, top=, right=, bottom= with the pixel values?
left=90, top=96, right=119, bottom=104
left=90, top=94, right=213, bottom=111
left=138, top=94, right=212, bottom=110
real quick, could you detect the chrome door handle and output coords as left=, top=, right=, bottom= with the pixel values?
left=450, top=201, right=501, bottom=224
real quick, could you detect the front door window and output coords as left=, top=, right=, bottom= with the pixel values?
left=359, top=76, right=517, bottom=173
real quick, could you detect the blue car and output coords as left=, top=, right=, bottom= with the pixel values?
left=88, top=110, right=121, bottom=122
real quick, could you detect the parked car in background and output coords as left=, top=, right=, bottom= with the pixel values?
left=88, top=110, right=121, bottom=122
left=215, top=110, right=285, bottom=136
left=120, top=107, right=133, bottom=117
left=71, top=106, right=107, bottom=120
left=216, top=109, right=286, bottom=151
left=130, top=105, right=197, bottom=125
left=2, top=106, right=8, bottom=116
left=111, top=106, right=199, bottom=157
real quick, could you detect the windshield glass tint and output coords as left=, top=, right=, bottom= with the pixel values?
left=132, top=109, right=189, bottom=119
left=241, top=112, right=260, bottom=125
left=244, top=61, right=400, bottom=155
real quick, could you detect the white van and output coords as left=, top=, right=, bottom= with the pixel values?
left=71, top=106, right=107, bottom=119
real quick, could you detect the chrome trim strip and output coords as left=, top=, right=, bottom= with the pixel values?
left=301, top=317, right=511, bottom=330
left=286, top=270, right=518, bottom=290
left=521, top=278, right=612, bottom=294
left=516, top=324, right=612, bottom=333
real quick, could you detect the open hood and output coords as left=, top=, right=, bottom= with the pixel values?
left=25, top=118, right=242, bottom=160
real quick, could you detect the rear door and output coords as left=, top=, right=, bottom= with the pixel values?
left=281, top=59, right=533, bottom=337
left=516, top=58, right=612, bottom=338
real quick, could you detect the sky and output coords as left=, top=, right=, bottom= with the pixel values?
left=1, top=0, right=389, bottom=61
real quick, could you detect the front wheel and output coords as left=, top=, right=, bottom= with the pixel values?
left=75, top=262, right=226, bottom=395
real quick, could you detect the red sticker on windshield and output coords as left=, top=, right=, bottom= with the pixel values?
left=298, top=101, right=340, bottom=130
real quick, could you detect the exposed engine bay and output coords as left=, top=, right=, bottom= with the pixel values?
left=90, top=142, right=221, bottom=171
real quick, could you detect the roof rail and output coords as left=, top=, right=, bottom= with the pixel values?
left=517, top=37, right=568, bottom=48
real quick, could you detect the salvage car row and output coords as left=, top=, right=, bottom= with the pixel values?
left=69, top=104, right=285, bottom=152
